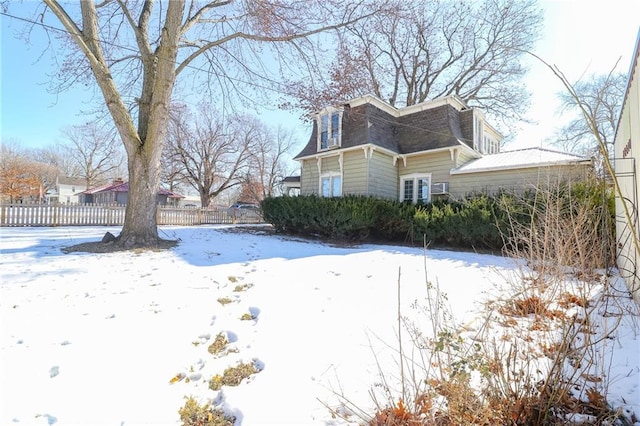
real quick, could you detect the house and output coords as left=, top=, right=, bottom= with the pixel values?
left=178, top=194, right=202, bottom=208
left=78, top=179, right=184, bottom=206
left=614, top=28, right=640, bottom=303
left=294, top=94, right=592, bottom=202
left=281, top=176, right=301, bottom=196
left=45, top=176, right=89, bottom=204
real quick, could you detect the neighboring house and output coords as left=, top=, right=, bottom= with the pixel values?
left=178, top=194, right=202, bottom=208
left=294, top=94, right=592, bottom=202
left=46, top=176, right=89, bottom=204
left=78, top=179, right=184, bottom=206
left=614, top=28, right=640, bottom=303
left=281, top=176, right=301, bottom=196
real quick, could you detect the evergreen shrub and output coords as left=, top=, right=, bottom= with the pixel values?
left=260, top=181, right=613, bottom=253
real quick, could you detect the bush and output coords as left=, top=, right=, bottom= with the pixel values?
left=261, top=195, right=377, bottom=241
left=262, top=194, right=511, bottom=249
left=261, top=181, right=614, bottom=256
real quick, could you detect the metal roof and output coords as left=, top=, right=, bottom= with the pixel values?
left=451, top=147, right=591, bottom=174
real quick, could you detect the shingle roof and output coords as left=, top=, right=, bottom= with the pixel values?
left=281, top=176, right=301, bottom=183
left=57, top=176, right=88, bottom=186
left=396, top=104, right=471, bottom=153
left=451, top=147, right=591, bottom=174
left=79, top=182, right=116, bottom=195
left=293, top=95, right=478, bottom=160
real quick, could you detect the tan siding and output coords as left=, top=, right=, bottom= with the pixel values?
left=456, top=150, right=477, bottom=168
left=301, top=155, right=342, bottom=195
left=400, top=150, right=456, bottom=184
left=449, top=165, right=591, bottom=198
left=301, top=149, right=399, bottom=199
left=320, top=155, right=340, bottom=174
left=300, top=159, right=319, bottom=195
left=342, top=150, right=368, bottom=195
left=368, top=150, right=398, bottom=199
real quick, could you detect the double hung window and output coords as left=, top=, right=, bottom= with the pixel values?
left=318, top=109, right=341, bottom=150
left=321, top=173, right=342, bottom=197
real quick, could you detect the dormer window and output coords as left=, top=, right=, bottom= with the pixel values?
left=318, top=109, right=342, bottom=150
left=474, top=115, right=484, bottom=152
left=473, top=113, right=500, bottom=155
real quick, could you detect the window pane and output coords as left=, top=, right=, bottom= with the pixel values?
left=331, top=112, right=340, bottom=140
left=417, top=178, right=430, bottom=203
left=403, top=180, right=413, bottom=202
left=332, top=176, right=341, bottom=196
left=320, top=115, right=329, bottom=149
left=321, top=177, right=330, bottom=197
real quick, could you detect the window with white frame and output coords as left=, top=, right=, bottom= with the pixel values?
left=318, top=109, right=342, bottom=150
left=400, top=174, right=431, bottom=204
left=474, top=114, right=499, bottom=155
left=320, top=172, right=342, bottom=197
left=482, top=135, right=499, bottom=154
left=474, top=115, right=484, bottom=152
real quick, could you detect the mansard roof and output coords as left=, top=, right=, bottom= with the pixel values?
left=294, top=95, right=496, bottom=160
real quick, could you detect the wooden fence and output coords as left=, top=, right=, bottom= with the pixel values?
left=0, top=203, right=263, bottom=227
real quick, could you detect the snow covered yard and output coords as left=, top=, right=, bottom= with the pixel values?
left=0, top=225, right=638, bottom=425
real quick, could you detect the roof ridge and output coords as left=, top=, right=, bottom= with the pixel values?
left=502, top=146, right=585, bottom=157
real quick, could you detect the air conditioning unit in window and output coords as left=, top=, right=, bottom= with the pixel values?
left=327, top=137, right=339, bottom=149
left=431, top=182, right=449, bottom=195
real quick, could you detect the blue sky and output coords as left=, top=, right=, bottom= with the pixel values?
left=1, top=3, right=98, bottom=149
left=1, top=1, right=639, bottom=153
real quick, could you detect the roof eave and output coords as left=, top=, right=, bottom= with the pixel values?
left=614, top=27, right=640, bottom=143
left=401, top=140, right=480, bottom=158
left=450, top=159, right=592, bottom=175
left=294, top=143, right=401, bottom=161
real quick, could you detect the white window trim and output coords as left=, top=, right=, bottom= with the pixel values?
left=320, top=171, right=343, bottom=197
left=400, top=173, right=432, bottom=203
left=317, top=108, right=343, bottom=151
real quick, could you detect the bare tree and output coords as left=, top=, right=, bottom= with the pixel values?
left=30, top=0, right=380, bottom=249
left=553, top=72, right=626, bottom=158
left=284, top=0, right=542, bottom=129
left=61, top=121, right=125, bottom=188
left=160, top=148, right=189, bottom=195
left=166, top=104, right=257, bottom=208
left=31, top=144, right=82, bottom=178
left=31, top=160, right=60, bottom=201
left=242, top=124, right=297, bottom=203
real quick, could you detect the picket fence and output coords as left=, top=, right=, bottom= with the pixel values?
left=0, top=203, right=263, bottom=227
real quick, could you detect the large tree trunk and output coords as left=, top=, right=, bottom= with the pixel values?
left=118, top=142, right=162, bottom=248
left=42, top=0, right=375, bottom=251
left=44, top=0, right=183, bottom=249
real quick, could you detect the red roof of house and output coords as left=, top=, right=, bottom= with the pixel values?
left=79, top=182, right=117, bottom=195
